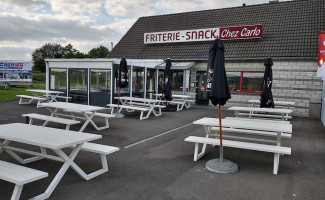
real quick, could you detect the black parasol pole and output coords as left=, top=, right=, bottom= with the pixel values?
left=219, top=105, right=223, bottom=162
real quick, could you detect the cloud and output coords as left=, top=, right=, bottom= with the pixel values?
left=105, top=18, right=137, bottom=35
left=0, top=45, right=33, bottom=61
left=68, top=40, right=115, bottom=53
left=1, top=0, right=47, bottom=8
left=103, top=0, right=262, bottom=18
left=0, top=14, right=120, bottom=43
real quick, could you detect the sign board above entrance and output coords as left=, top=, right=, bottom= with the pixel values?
left=144, top=24, right=263, bottom=44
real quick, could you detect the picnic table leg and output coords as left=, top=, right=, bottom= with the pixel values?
left=140, top=109, right=152, bottom=120
left=1, top=140, right=44, bottom=164
left=194, top=125, right=211, bottom=161
left=273, top=153, right=280, bottom=174
left=12, top=185, right=23, bottom=200
left=151, top=104, right=162, bottom=117
left=69, top=154, right=109, bottom=181
left=30, top=144, right=83, bottom=200
left=79, top=112, right=96, bottom=132
left=85, top=112, right=110, bottom=131
left=42, top=108, right=59, bottom=127
left=0, top=140, right=11, bottom=155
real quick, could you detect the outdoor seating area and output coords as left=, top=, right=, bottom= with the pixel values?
left=155, top=94, right=195, bottom=111
left=16, top=89, right=70, bottom=105
left=1, top=0, right=325, bottom=198
left=1, top=99, right=325, bottom=199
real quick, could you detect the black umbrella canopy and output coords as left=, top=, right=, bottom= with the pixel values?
left=260, top=57, right=274, bottom=108
left=207, top=39, right=231, bottom=106
left=162, top=58, right=172, bottom=101
left=205, top=39, right=237, bottom=171
left=119, top=58, right=128, bottom=88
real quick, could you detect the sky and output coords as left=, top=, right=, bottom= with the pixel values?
left=0, top=0, right=291, bottom=61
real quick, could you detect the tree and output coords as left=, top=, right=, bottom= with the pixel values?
left=32, top=43, right=63, bottom=72
left=62, top=44, right=87, bottom=58
left=32, top=43, right=89, bottom=72
left=88, top=45, right=109, bottom=58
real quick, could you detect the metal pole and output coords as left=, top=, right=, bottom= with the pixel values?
left=219, top=105, right=223, bottom=162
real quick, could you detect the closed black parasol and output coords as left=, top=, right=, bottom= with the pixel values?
left=119, top=58, right=128, bottom=88
left=115, top=58, right=128, bottom=118
left=260, top=57, right=274, bottom=108
left=207, top=39, right=231, bottom=106
left=206, top=39, right=237, bottom=174
left=162, top=58, right=172, bottom=101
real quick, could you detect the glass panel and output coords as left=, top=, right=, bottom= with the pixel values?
left=158, top=70, right=164, bottom=93
left=146, top=69, right=156, bottom=99
left=132, top=66, right=144, bottom=98
left=50, top=69, right=66, bottom=91
left=90, top=70, right=111, bottom=93
left=227, top=72, right=241, bottom=91
left=89, top=69, right=111, bottom=106
left=171, top=70, right=183, bottom=91
left=242, top=72, right=264, bottom=92
left=69, top=69, right=88, bottom=104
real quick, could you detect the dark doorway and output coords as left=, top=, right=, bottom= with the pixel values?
left=196, top=71, right=209, bottom=105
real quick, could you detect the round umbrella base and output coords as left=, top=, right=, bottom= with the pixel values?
left=206, top=159, right=238, bottom=174
left=114, top=113, right=125, bottom=118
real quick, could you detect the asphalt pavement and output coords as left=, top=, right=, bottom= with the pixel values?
left=0, top=100, right=324, bottom=200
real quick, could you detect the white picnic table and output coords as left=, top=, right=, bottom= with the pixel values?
left=39, top=102, right=110, bottom=132
left=26, top=89, right=65, bottom=102
left=248, top=99, right=295, bottom=108
left=189, top=117, right=292, bottom=174
left=0, top=123, right=102, bottom=199
left=228, top=106, right=293, bottom=121
left=155, top=94, right=194, bottom=111
left=113, top=96, right=163, bottom=120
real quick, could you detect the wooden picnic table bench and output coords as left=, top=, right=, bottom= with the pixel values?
left=38, top=102, right=111, bottom=132
left=16, top=95, right=47, bottom=105
left=248, top=99, right=295, bottom=109
left=185, top=117, right=292, bottom=174
left=108, top=104, right=152, bottom=120
left=22, top=113, right=80, bottom=130
left=112, top=96, right=164, bottom=120
left=0, top=160, right=48, bottom=200
left=228, top=106, right=293, bottom=121
left=155, top=94, right=195, bottom=111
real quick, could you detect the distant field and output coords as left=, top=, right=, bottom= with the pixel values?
left=0, top=72, right=46, bottom=103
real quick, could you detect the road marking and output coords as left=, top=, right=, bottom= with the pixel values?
left=124, top=123, right=192, bottom=149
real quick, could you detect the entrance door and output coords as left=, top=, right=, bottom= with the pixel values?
left=196, top=71, right=209, bottom=105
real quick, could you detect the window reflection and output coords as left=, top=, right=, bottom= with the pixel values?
left=69, top=69, right=88, bottom=104
left=158, top=70, right=164, bottom=93
left=146, top=69, right=156, bottom=99
left=90, top=70, right=111, bottom=93
left=50, top=69, right=66, bottom=91
left=132, top=66, right=144, bottom=97
left=242, top=72, right=264, bottom=92
left=171, top=70, right=183, bottom=91
left=227, top=72, right=241, bottom=91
